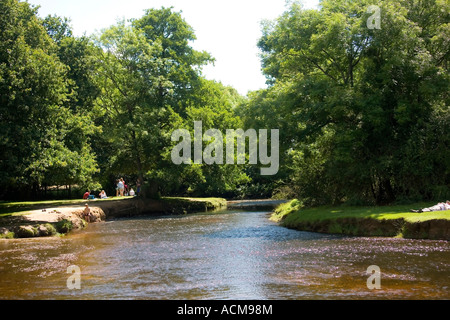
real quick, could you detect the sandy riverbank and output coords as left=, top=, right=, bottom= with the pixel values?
left=0, top=197, right=227, bottom=239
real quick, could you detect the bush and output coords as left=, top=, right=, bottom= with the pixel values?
left=45, top=224, right=57, bottom=236
left=55, top=219, right=73, bottom=234
left=0, top=232, right=15, bottom=239
left=37, top=224, right=57, bottom=237
left=271, top=199, right=304, bottom=222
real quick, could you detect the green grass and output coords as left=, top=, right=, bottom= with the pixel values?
left=272, top=200, right=450, bottom=224
left=157, top=197, right=228, bottom=214
left=271, top=200, right=450, bottom=239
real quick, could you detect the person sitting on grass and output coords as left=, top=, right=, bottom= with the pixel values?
left=99, top=190, right=108, bottom=199
left=83, top=191, right=90, bottom=200
left=411, top=201, right=450, bottom=213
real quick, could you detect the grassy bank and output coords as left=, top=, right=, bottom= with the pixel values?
left=271, top=200, right=450, bottom=240
left=160, top=197, right=228, bottom=214
left=0, top=197, right=134, bottom=218
left=0, top=197, right=227, bottom=218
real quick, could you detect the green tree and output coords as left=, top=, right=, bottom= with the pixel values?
left=145, top=79, right=251, bottom=197
left=246, top=0, right=449, bottom=204
left=131, top=7, right=213, bottom=114
left=0, top=0, right=99, bottom=199
left=95, top=8, right=215, bottom=198
left=184, top=79, right=250, bottom=197
left=94, top=21, right=166, bottom=196
left=42, top=14, right=73, bottom=44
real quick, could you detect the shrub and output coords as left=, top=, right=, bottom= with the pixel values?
left=0, top=232, right=15, bottom=239
left=55, top=219, right=73, bottom=234
left=38, top=224, right=57, bottom=237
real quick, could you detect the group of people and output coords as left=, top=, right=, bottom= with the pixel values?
left=115, top=178, right=138, bottom=197
left=80, top=178, right=142, bottom=224
left=83, top=190, right=108, bottom=200
left=411, top=201, right=450, bottom=213
left=82, top=178, right=141, bottom=201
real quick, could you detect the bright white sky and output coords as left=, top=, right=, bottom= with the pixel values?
left=27, top=0, right=319, bottom=95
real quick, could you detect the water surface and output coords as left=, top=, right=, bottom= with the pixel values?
left=0, top=210, right=449, bottom=300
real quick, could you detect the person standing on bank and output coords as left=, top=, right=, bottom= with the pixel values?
left=117, top=178, right=125, bottom=197
left=136, top=180, right=141, bottom=196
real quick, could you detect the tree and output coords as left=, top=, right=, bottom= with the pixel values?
left=245, top=0, right=449, bottom=204
left=182, top=79, right=250, bottom=197
left=131, top=7, right=213, bottom=114
left=94, top=21, right=165, bottom=196
left=95, top=8, right=215, bottom=198
left=0, top=0, right=99, bottom=199
left=42, top=14, right=73, bottom=44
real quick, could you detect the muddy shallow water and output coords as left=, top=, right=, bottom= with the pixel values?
left=0, top=209, right=449, bottom=300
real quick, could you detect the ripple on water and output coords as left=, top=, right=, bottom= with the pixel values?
left=0, top=211, right=449, bottom=300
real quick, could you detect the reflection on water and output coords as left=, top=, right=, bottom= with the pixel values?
left=0, top=210, right=449, bottom=300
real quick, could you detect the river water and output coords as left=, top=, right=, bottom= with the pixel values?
left=0, top=209, right=449, bottom=300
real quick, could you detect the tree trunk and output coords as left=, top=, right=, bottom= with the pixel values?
left=382, top=178, right=396, bottom=204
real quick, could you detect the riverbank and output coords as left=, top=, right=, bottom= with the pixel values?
left=227, top=199, right=288, bottom=210
left=0, top=197, right=227, bottom=239
left=271, top=200, right=450, bottom=240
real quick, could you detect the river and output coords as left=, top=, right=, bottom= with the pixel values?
left=0, top=209, right=449, bottom=300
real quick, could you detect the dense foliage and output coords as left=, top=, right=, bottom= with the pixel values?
left=239, top=0, right=449, bottom=205
left=0, top=0, right=251, bottom=200
left=0, top=0, right=448, bottom=204
left=0, top=0, right=99, bottom=199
